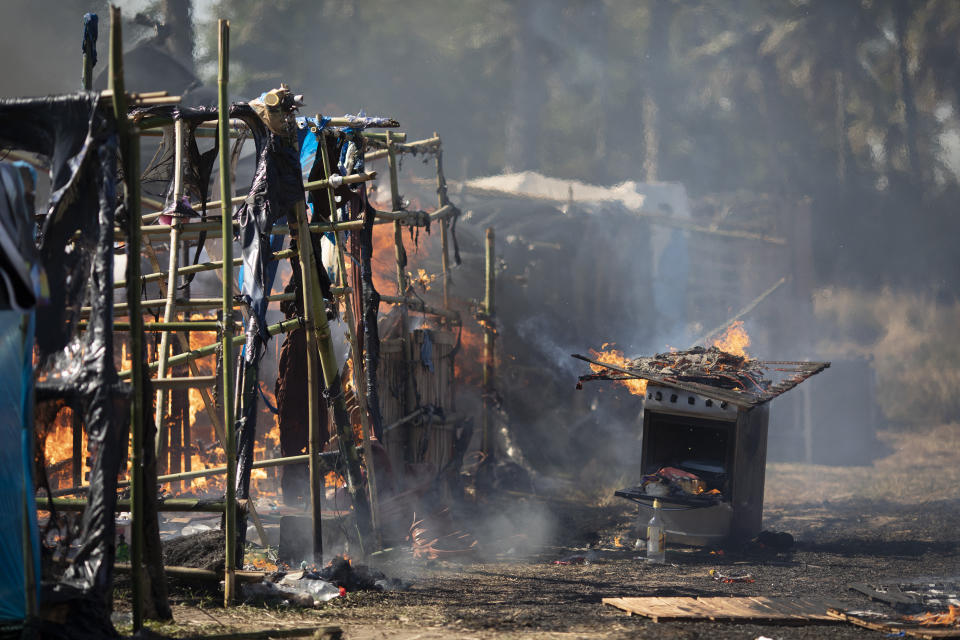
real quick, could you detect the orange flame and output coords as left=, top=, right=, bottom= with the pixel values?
left=712, top=321, right=750, bottom=357
left=589, top=343, right=647, bottom=396
left=909, top=605, right=960, bottom=627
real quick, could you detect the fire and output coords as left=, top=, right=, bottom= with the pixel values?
left=325, top=470, right=345, bottom=488
left=712, top=320, right=750, bottom=357
left=187, top=313, right=218, bottom=426
left=409, top=268, right=437, bottom=291
left=589, top=344, right=647, bottom=396
left=908, top=605, right=960, bottom=627
left=41, top=406, right=89, bottom=488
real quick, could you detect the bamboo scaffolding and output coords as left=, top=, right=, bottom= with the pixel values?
left=217, top=19, right=237, bottom=606
left=318, top=129, right=381, bottom=547
left=154, top=118, right=185, bottom=458
left=109, top=6, right=144, bottom=631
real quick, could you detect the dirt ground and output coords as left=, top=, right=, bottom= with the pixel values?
left=121, top=426, right=960, bottom=639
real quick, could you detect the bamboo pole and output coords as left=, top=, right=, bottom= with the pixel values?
left=155, top=118, right=185, bottom=460
left=291, top=196, right=326, bottom=565
left=137, top=114, right=399, bottom=131
left=152, top=376, right=216, bottom=390
left=114, top=564, right=266, bottom=584
left=51, top=450, right=346, bottom=495
left=318, top=131, right=381, bottom=547
left=45, top=497, right=245, bottom=513
left=109, top=6, right=144, bottom=631
left=217, top=19, right=237, bottom=607
left=481, top=227, right=495, bottom=456
left=386, top=131, right=419, bottom=470
left=91, top=292, right=294, bottom=314
left=433, top=133, right=452, bottom=311
left=303, top=171, right=377, bottom=192
left=183, top=626, right=343, bottom=640
left=132, top=205, right=455, bottom=238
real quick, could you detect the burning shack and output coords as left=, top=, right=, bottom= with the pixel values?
left=575, top=345, right=829, bottom=544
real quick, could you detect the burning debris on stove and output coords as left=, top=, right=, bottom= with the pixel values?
left=574, top=342, right=830, bottom=545
left=573, top=345, right=829, bottom=408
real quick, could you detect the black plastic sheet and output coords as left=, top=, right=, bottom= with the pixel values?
left=0, top=93, right=126, bottom=634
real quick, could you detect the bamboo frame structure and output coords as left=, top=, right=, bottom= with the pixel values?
left=32, top=8, right=470, bottom=625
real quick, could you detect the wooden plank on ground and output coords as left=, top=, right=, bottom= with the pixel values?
left=827, top=608, right=960, bottom=639
left=602, top=597, right=843, bottom=624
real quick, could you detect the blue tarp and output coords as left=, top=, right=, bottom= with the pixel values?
left=0, top=311, right=39, bottom=622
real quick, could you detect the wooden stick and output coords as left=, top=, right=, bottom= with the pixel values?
left=114, top=564, right=265, bottom=584
left=217, top=19, right=237, bottom=607
left=154, top=118, right=185, bottom=460
left=291, top=196, right=326, bottom=565
left=303, top=171, right=377, bottom=192
left=691, top=276, right=788, bottom=347
left=482, top=227, right=495, bottom=456
left=184, top=626, right=343, bottom=640
left=433, top=133, right=452, bottom=311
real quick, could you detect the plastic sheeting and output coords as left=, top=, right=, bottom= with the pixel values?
left=0, top=312, right=38, bottom=623
left=1, top=95, right=126, bottom=634
left=0, top=162, right=40, bottom=623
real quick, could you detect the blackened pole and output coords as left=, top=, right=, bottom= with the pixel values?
left=216, top=18, right=237, bottom=607
left=481, top=227, right=495, bottom=456
left=109, top=5, right=143, bottom=631
left=81, top=13, right=96, bottom=91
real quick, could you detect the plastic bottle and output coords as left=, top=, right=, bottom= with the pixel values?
left=646, top=498, right=666, bottom=563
